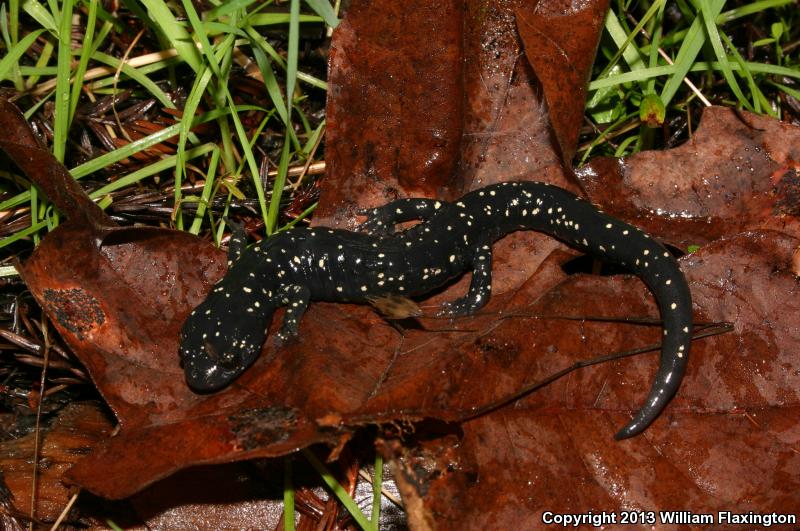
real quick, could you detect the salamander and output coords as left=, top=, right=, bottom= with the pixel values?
left=179, top=181, right=692, bottom=439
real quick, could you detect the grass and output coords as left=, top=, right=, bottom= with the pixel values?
left=0, top=0, right=796, bottom=528
left=581, top=0, right=798, bottom=161
left=0, top=0, right=330, bottom=254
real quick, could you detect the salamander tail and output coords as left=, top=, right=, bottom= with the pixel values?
left=613, top=256, right=692, bottom=439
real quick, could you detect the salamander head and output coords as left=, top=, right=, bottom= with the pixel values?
left=179, top=286, right=275, bottom=392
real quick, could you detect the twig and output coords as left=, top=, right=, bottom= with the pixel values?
left=49, top=492, right=79, bottom=531
left=462, top=321, right=734, bottom=421
left=28, top=319, right=51, bottom=530
left=357, top=469, right=404, bottom=509
left=626, top=12, right=712, bottom=107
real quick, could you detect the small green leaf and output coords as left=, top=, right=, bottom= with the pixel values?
left=770, top=21, right=784, bottom=40
left=752, top=37, right=776, bottom=47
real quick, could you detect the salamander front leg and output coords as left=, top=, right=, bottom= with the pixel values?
left=274, top=285, right=311, bottom=345
left=225, top=219, right=248, bottom=266
left=358, top=198, right=449, bottom=236
left=439, top=244, right=493, bottom=317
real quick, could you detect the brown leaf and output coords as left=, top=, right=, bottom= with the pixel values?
left=4, top=0, right=798, bottom=522
left=516, top=0, right=610, bottom=162
left=318, top=0, right=602, bottom=225
left=577, top=107, right=800, bottom=247
left=17, top=221, right=339, bottom=497
left=321, top=1, right=464, bottom=218
left=6, top=0, right=614, bottom=499
left=396, top=231, right=800, bottom=528
left=0, top=402, right=113, bottom=522
left=0, top=100, right=107, bottom=228
left=123, top=465, right=286, bottom=529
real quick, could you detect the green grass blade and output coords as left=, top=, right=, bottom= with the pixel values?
left=175, top=66, right=215, bottom=227
left=188, top=146, right=221, bottom=234
left=614, top=134, right=639, bottom=157
left=646, top=0, right=668, bottom=95
left=303, top=120, right=325, bottom=154
left=697, top=0, right=753, bottom=110
left=283, top=459, right=295, bottom=531
left=660, top=0, right=724, bottom=105
left=590, top=57, right=800, bottom=93
left=181, top=0, right=223, bottom=79
left=718, top=0, right=796, bottom=24
left=589, top=64, right=674, bottom=90
left=720, top=31, right=773, bottom=115
left=138, top=0, right=202, bottom=72
left=302, top=449, right=371, bottom=531
left=0, top=220, right=47, bottom=250
left=21, top=0, right=57, bottom=33
left=89, top=143, right=216, bottom=199
left=276, top=201, right=317, bottom=232
left=578, top=111, right=638, bottom=164
left=370, top=455, right=383, bottom=531
left=24, top=36, right=54, bottom=87
left=286, top=0, right=300, bottom=124
left=180, top=1, right=245, bottom=225
left=603, top=9, right=646, bottom=74
left=304, top=0, right=339, bottom=28
left=69, top=0, right=99, bottom=123
left=0, top=28, right=44, bottom=81
left=201, top=21, right=249, bottom=38
left=52, top=0, right=74, bottom=163
left=247, top=27, right=289, bottom=123
left=224, top=90, right=270, bottom=226
left=597, top=0, right=664, bottom=80
left=90, top=51, right=176, bottom=108
left=206, top=0, right=259, bottom=21
left=0, top=4, right=17, bottom=88
left=267, top=131, right=292, bottom=235
left=0, top=108, right=237, bottom=214
left=770, top=80, right=800, bottom=100
left=244, top=14, right=327, bottom=91
left=30, top=184, right=40, bottom=245
left=9, top=0, right=19, bottom=44
left=248, top=13, right=322, bottom=26
left=87, top=54, right=181, bottom=91
left=263, top=0, right=301, bottom=235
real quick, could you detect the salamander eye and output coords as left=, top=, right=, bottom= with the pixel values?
left=203, top=340, right=238, bottom=369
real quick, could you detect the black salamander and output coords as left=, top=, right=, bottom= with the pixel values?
left=179, top=181, right=692, bottom=439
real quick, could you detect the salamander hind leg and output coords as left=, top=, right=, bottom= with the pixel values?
left=274, top=284, right=311, bottom=346
left=358, top=198, right=449, bottom=236
left=438, top=244, right=493, bottom=317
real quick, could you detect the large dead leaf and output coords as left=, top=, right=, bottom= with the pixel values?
left=394, top=231, right=800, bottom=527
left=577, top=109, right=800, bottom=246
left=3, top=0, right=616, bottom=500
left=2, top=0, right=798, bottom=524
